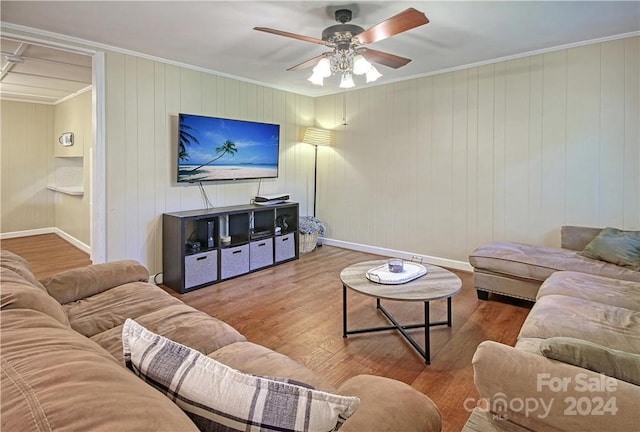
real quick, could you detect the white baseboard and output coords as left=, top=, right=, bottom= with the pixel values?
left=1, top=227, right=90, bottom=255
left=1, top=227, right=55, bottom=239
left=54, top=228, right=91, bottom=254
left=320, top=238, right=473, bottom=272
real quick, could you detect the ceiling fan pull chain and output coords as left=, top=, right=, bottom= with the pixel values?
left=342, top=92, right=348, bottom=126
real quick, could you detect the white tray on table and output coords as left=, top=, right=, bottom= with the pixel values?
left=365, top=262, right=427, bottom=285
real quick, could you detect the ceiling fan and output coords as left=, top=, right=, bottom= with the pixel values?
left=254, top=7, right=429, bottom=88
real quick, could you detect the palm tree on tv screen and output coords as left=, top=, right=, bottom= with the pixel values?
left=189, top=140, right=238, bottom=172
left=178, top=122, right=199, bottom=161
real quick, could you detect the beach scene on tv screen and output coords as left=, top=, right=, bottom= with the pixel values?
left=178, top=114, right=280, bottom=182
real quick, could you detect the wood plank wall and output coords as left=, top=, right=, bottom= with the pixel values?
left=1, top=94, right=92, bottom=246
left=314, top=37, right=640, bottom=263
left=53, top=91, right=92, bottom=245
left=104, top=52, right=316, bottom=272
left=0, top=100, right=55, bottom=232
left=4, top=35, right=638, bottom=275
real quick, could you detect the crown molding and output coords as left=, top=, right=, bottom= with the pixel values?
left=1, top=22, right=320, bottom=98
left=3, top=22, right=638, bottom=99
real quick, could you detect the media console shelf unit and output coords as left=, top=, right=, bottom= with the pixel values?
left=163, top=202, right=299, bottom=293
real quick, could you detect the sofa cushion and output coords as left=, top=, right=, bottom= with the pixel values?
left=470, top=241, right=640, bottom=283
left=337, top=375, right=442, bottom=432
left=208, top=341, right=336, bottom=393
left=538, top=271, right=640, bottom=311
left=0, top=267, right=70, bottom=327
left=540, top=337, right=640, bottom=385
left=41, top=259, right=149, bottom=304
left=1, top=309, right=199, bottom=432
left=519, top=294, right=640, bottom=354
left=1, top=249, right=47, bottom=291
left=64, top=282, right=184, bottom=337
left=91, top=303, right=246, bottom=362
left=122, top=319, right=360, bottom=432
left=472, top=340, right=640, bottom=432
left=580, top=227, right=640, bottom=271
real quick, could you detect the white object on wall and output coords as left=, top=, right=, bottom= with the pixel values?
left=59, top=132, right=74, bottom=146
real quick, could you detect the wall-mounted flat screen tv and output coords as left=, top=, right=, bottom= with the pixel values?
left=178, top=113, right=280, bottom=182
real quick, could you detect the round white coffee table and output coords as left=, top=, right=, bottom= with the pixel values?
left=340, top=260, right=462, bottom=364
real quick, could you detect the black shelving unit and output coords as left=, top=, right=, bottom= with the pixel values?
left=162, top=202, right=299, bottom=293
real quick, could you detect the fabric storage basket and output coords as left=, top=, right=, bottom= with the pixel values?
left=299, top=231, right=320, bottom=253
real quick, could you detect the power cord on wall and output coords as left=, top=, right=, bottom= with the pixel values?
left=199, top=182, right=215, bottom=209
left=249, top=179, right=263, bottom=205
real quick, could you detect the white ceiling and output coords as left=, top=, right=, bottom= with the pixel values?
left=0, top=37, right=92, bottom=104
left=1, top=1, right=639, bottom=100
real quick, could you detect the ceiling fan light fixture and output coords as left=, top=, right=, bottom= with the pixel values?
left=339, top=73, right=355, bottom=89
left=313, top=57, right=332, bottom=78
left=308, top=71, right=325, bottom=86
left=256, top=7, right=429, bottom=90
left=366, top=65, right=383, bottom=83
left=352, top=54, right=371, bottom=75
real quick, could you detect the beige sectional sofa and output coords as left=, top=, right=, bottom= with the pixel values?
left=466, top=270, right=640, bottom=431
left=469, top=226, right=640, bottom=301
left=0, top=250, right=442, bottom=431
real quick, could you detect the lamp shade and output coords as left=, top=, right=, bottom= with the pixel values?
left=366, top=65, right=383, bottom=83
left=339, top=73, right=355, bottom=89
left=308, top=72, right=324, bottom=86
left=352, top=55, right=371, bottom=75
left=314, top=58, right=332, bottom=78
left=302, top=127, right=332, bottom=146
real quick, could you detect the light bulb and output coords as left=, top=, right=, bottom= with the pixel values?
left=339, top=73, right=355, bottom=89
left=313, top=58, right=332, bottom=78
left=365, top=65, right=382, bottom=83
left=352, top=54, right=371, bottom=75
left=308, top=71, right=324, bottom=86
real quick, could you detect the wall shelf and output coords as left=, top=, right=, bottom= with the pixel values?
left=47, top=185, right=84, bottom=196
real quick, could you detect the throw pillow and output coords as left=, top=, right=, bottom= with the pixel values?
left=122, top=319, right=359, bottom=432
left=580, top=227, right=640, bottom=271
left=540, top=337, right=640, bottom=385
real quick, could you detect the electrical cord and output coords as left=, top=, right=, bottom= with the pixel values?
left=198, top=182, right=215, bottom=209
left=250, top=179, right=263, bottom=204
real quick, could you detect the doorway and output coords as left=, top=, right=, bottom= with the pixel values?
left=0, top=33, right=105, bottom=263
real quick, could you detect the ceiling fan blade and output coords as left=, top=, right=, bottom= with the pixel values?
left=254, top=27, right=328, bottom=46
left=287, top=54, right=330, bottom=71
left=354, top=8, right=429, bottom=45
left=361, top=49, right=411, bottom=69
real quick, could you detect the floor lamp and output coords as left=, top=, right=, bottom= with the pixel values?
left=302, top=127, right=332, bottom=217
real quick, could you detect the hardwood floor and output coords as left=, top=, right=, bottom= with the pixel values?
left=2, top=234, right=532, bottom=432
left=1, top=234, right=91, bottom=278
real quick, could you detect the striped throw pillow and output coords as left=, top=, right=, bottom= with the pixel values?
left=122, top=319, right=359, bottom=431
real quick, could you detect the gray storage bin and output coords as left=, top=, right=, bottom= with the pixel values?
left=275, top=233, right=296, bottom=262
left=220, top=244, right=249, bottom=279
left=184, top=250, right=218, bottom=289
left=250, top=238, right=274, bottom=270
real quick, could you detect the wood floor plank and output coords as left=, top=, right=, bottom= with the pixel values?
left=1, top=234, right=91, bottom=278
left=1, top=236, right=531, bottom=432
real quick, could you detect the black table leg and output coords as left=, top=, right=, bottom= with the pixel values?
left=424, top=301, right=430, bottom=364
left=343, top=293, right=452, bottom=365
left=342, top=284, right=347, bottom=338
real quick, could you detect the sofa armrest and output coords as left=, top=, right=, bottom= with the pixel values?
left=40, top=260, right=149, bottom=304
left=560, top=226, right=602, bottom=251
left=472, top=341, right=640, bottom=432
left=337, top=374, right=441, bottom=432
